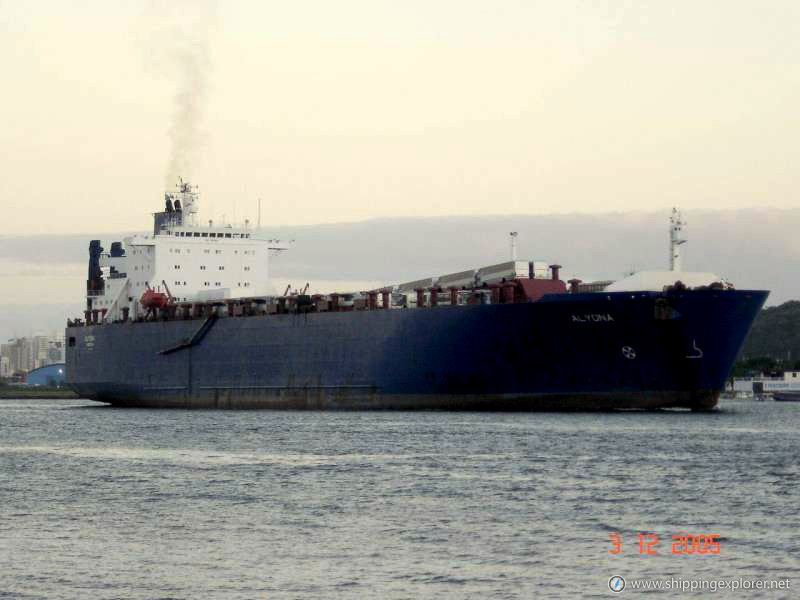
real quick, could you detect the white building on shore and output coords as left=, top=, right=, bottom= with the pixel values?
left=731, top=371, right=800, bottom=396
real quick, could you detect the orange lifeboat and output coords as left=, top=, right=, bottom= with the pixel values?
left=140, top=289, right=170, bottom=310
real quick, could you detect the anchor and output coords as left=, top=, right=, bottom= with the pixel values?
left=686, top=339, right=703, bottom=359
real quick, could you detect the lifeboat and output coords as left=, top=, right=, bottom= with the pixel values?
left=140, top=289, right=171, bottom=310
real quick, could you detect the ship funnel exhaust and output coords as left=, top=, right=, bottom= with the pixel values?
left=143, top=1, right=217, bottom=187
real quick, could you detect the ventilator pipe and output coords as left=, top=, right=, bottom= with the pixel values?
left=489, top=284, right=501, bottom=304
left=429, top=287, right=440, bottom=307
left=502, top=282, right=516, bottom=303
left=449, top=287, right=459, bottom=306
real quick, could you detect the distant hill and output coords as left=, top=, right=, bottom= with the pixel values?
left=740, top=301, right=800, bottom=362
left=2, top=207, right=800, bottom=341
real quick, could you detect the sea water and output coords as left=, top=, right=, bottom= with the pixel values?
left=1, top=399, right=798, bottom=598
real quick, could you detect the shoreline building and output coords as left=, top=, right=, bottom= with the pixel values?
left=732, top=371, right=800, bottom=397
left=0, top=334, right=66, bottom=377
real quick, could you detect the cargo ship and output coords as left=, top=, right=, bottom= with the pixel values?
left=65, top=186, right=768, bottom=410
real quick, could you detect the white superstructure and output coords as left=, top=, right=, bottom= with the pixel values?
left=86, top=181, right=280, bottom=323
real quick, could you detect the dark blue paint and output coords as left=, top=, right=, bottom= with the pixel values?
left=65, top=289, right=768, bottom=409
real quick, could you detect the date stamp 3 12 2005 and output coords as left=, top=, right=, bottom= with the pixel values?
left=608, top=532, right=721, bottom=556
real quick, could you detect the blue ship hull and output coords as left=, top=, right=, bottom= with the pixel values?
left=65, top=289, right=767, bottom=410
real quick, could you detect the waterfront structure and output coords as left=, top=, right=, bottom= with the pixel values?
left=0, top=335, right=65, bottom=376
left=25, top=363, right=66, bottom=387
left=732, top=371, right=800, bottom=397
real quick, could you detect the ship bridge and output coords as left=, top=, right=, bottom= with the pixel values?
left=84, top=181, right=282, bottom=324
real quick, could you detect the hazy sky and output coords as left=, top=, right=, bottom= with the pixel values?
left=2, top=0, right=798, bottom=235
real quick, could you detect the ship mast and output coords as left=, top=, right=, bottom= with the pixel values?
left=509, top=231, right=518, bottom=261
left=669, top=207, right=686, bottom=271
